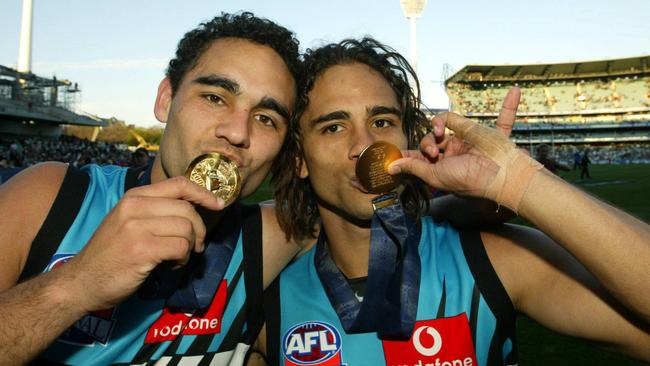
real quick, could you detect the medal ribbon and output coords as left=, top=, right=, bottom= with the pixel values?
left=165, top=202, right=241, bottom=309
left=315, top=193, right=421, bottom=338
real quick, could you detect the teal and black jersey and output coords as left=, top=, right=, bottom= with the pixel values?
left=265, top=218, right=517, bottom=366
left=21, top=164, right=263, bottom=365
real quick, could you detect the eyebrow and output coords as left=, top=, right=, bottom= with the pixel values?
left=367, top=105, right=402, bottom=118
left=193, top=75, right=240, bottom=95
left=309, top=105, right=402, bottom=126
left=256, top=97, right=291, bottom=123
left=310, top=110, right=350, bottom=126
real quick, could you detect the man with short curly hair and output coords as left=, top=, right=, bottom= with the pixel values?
left=0, top=12, right=302, bottom=365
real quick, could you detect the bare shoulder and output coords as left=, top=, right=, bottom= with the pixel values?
left=259, top=201, right=282, bottom=239
left=259, top=202, right=301, bottom=287
left=0, top=162, right=70, bottom=289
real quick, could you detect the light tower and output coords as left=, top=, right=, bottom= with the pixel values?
left=399, top=0, right=427, bottom=73
left=17, top=0, right=34, bottom=74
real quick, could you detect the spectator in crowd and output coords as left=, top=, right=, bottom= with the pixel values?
left=573, top=150, right=581, bottom=170
left=0, top=158, right=22, bottom=185
left=581, top=149, right=592, bottom=179
left=130, top=147, right=150, bottom=169
left=0, top=135, right=132, bottom=169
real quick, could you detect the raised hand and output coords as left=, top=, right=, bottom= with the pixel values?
left=389, top=88, right=542, bottom=211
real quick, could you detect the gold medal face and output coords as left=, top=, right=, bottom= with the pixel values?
left=185, top=153, right=241, bottom=206
left=355, top=141, right=402, bottom=194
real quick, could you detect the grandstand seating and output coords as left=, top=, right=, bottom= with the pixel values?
left=444, top=56, right=650, bottom=164
left=446, top=56, right=650, bottom=119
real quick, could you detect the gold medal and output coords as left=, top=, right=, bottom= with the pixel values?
left=355, top=141, right=402, bottom=194
left=185, top=153, right=241, bottom=206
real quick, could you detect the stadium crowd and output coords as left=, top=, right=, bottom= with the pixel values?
left=0, top=135, right=146, bottom=184
left=537, top=143, right=650, bottom=165
left=447, top=76, right=650, bottom=115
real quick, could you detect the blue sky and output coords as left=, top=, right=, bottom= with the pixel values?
left=1, top=0, right=648, bottom=127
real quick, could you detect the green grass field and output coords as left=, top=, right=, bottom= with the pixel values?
left=247, top=164, right=650, bottom=365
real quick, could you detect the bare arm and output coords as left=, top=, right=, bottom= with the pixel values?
left=0, top=163, right=87, bottom=364
left=0, top=261, right=90, bottom=364
left=519, top=169, right=650, bottom=322
left=483, top=225, right=650, bottom=361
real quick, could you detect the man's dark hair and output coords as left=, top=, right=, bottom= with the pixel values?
left=166, top=12, right=301, bottom=95
left=272, top=37, right=432, bottom=241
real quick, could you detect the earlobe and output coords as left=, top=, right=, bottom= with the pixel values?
left=297, top=157, right=309, bottom=178
left=154, top=78, right=173, bottom=123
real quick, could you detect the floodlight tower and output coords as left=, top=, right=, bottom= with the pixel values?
left=400, top=0, right=427, bottom=73
left=17, top=0, right=34, bottom=74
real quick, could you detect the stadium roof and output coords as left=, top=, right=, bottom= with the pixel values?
left=446, top=55, right=650, bottom=84
left=0, top=64, right=106, bottom=127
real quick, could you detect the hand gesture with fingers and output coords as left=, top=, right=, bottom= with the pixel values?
left=390, top=87, right=542, bottom=211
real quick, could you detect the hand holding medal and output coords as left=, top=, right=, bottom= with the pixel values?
left=139, top=153, right=242, bottom=307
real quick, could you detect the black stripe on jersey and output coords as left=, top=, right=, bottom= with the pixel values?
left=197, top=351, right=216, bottom=366
left=27, top=358, right=66, bottom=365
left=19, top=165, right=89, bottom=282
left=459, top=230, right=517, bottom=365
left=130, top=341, right=161, bottom=364
left=241, top=203, right=264, bottom=344
left=264, top=277, right=281, bottom=366
left=165, top=354, right=182, bottom=366
left=459, top=230, right=515, bottom=327
left=124, top=165, right=143, bottom=191
left=469, top=282, right=480, bottom=345
left=435, top=277, right=447, bottom=318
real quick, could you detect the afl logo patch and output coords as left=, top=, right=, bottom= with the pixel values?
left=283, top=321, right=343, bottom=365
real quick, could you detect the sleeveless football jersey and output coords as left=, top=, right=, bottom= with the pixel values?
left=266, top=218, right=517, bottom=366
left=23, top=164, right=263, bottom=365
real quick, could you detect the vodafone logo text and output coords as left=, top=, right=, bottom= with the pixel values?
left=144, top=280, right=227, bottom=343
left=412, top=326, right=442, bottom=356
left=383, top=314, right=477, bottom=366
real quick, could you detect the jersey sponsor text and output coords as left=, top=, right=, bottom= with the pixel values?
left=383, top=314, right=477, bottom=366
left=145, top=280, right=227, bottom=343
